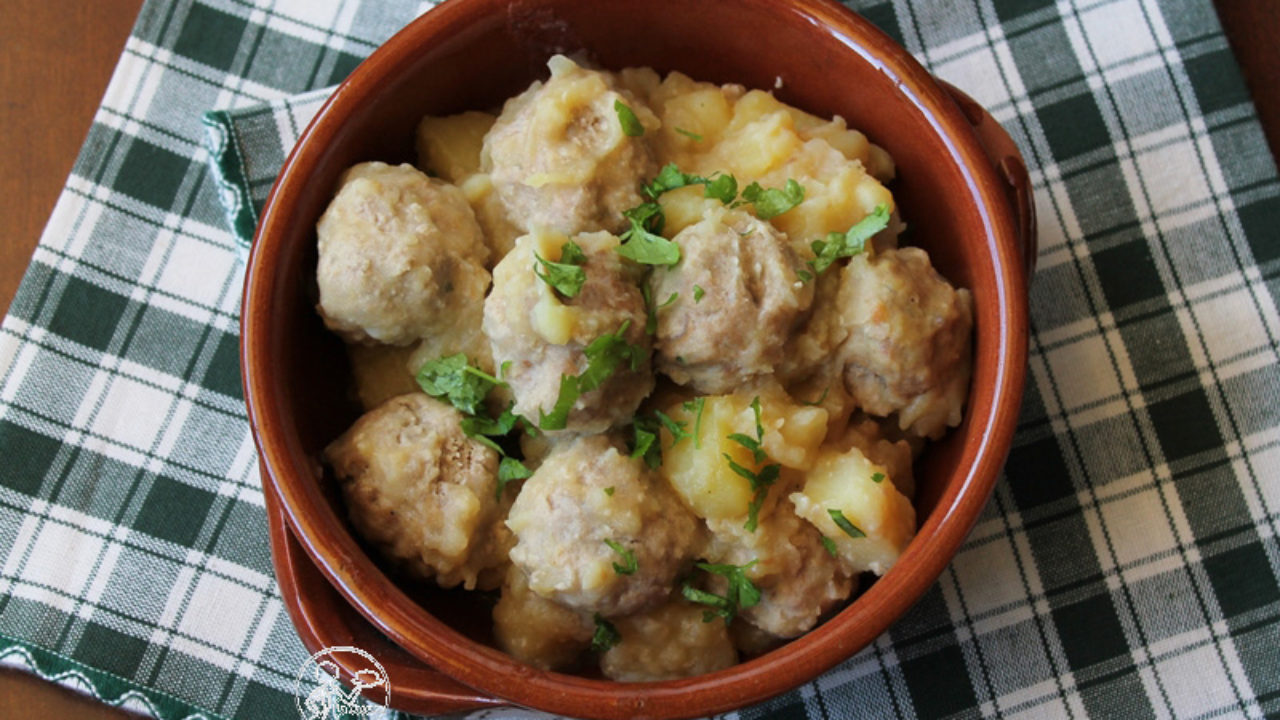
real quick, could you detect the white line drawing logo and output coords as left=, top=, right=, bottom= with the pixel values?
left=294, top=645, right=391, bottom=719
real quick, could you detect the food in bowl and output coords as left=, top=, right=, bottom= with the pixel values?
left=315, top=55, right=973, bottom=681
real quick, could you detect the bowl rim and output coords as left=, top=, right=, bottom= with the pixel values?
left=242, top=0, right=1029, bottom=716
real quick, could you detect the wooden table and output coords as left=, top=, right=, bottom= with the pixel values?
left=0, top=1, right=1276, bottom=718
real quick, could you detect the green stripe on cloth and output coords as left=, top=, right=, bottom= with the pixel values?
left=2, top=0, right=1279, bottom=718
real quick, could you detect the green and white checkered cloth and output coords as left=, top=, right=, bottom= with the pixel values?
left=2, top=0, right=1277, bottom=718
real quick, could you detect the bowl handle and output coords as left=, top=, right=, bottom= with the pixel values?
left=939, top=81, right=1038, bottom=282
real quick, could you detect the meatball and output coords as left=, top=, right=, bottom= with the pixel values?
left=835, top=248, right=973, bottom=439
left=324, top=393, right=512, bottom=591
left=701, top=494, right=853, bottom=638
left=600, top=600, right=737, bottom=681
left=506, top=435, right=702, bottom=617
left=481, top=55, right=658, bottom=235
left=493, top=565, right=594, bottom=671
left=484, top=229, right=652, bottom=433
left=316, top=162, right=490, bottom=346
left=649, top=206, right=813, bottom=393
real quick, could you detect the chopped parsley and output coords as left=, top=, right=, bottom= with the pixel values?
left=418, top=354, right=533, bottom=499
left=496, top=456, right=532, bottom=500
left=641, top=284, right=678, bottom=335
left=871, top=472, right=886, bottom=484
left=675, top=127, right=703, bottom=141
left=809, top=203, right=890, bottom=274
left=682, top=560, right=761, bottom=624
left=533, top=241, right=587, bottom=299
left=591, top=614, right=621, bottom=652
left=795, top=268, right=814, bottom=284
left=603, top=539, right=638, bottom=575
left=604, top=486, right=615, bottom=496
left=539, top=322, right=646, bottom=430
left=617, top=202, right=681, bottom=266
left=821, top=536, right=839, bottom=558
left=828, top=508, right=867, bottom=539
left=693, top=284, right=705, bottom=302
left=682, top=397, right=707, bottom=449
left=724, top=396, right=780, bottom=532
left=415, top=353, right=504, bottom=416
left=629, top=410, right=690, bottom=468
left=614, top=99, right=644, bottom=137
left=739, top=179, right=805, bottom=219
left=800, top=387, right=830, bottom=407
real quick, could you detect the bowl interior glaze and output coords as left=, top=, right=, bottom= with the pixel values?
left=243, top=0, right=1028, bottom=717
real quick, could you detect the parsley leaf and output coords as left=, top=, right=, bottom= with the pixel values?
left=643, top=164, right=701, bottom=199
left=795, top=268, right=814, bottom=284
left=641, top=284, right=679, bottom=335
left=693, top=285, right=705, bottom=302
left=828, top=508, right=867, bottom=539
left=683, top=560, right=761, bottom=624
left=629, top=416, right=661, bottom=469
left=800, top=387, right=830, bottom=407
left=727, top=434, right=766, bottom=465
left=496, top=457, right=532, bottom=500
left=603, top=539, right=638, bottom=575
left=617, top=202, right=681, bottom=266
left=604, top=486, right=615, bottom=496
left=702, top=174, right=739, bottom=204
left=750, top=396, right=765, bottom=440
left=675, top=127, right=703, bottom=141
left=740, top=179, right=805, bottom=219
left=591, top=614, right=621, bottom=652
left=656, top=410, right=691, bottom=445
left=415, top=354, right=504, bottom=415
left=539, top=322, right=645, bottom=430
left=614, top=100, right=644, bottom=137
left=821, top=536, right=839, bottom=558
left=809, top=203, right=890, bottom=274
left=683, top=397, right=707, bottom=449
left=871, top=472, right=886, bottom=484
left=533, top=241, right=587, bottom=299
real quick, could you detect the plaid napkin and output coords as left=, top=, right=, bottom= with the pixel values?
left=3, top=0, right=1278, bottom=719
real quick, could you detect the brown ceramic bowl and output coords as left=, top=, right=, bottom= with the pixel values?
left=242, top=0, right=1034, bottom=717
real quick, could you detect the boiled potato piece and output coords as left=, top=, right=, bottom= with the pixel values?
left=659, top=386, right=829, bottom=520
left=789, top=444, right=916, bottom=575
left=415, top=111, right=496, bottom=182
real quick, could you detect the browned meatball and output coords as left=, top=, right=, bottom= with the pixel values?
left=483, top=229, right=652, bottom=433
left=505, top=435, right=702, bottom=617
left=324, top=393, right=512, bottom=591
left=835, top=248, right=973, bottom=439
left=648, top=206, right=813, bottom=393
left=481, top=55, right=658, bottom=235
left=316, top=162, right=489, bottom=346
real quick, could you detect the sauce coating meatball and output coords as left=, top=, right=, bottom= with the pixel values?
left=600, top=600, right=738, bottom=681
left=701, top=495, right=853, bottom=638
left=484, top=229, right=652, bottom=433
left=481, top=55, right=658, bottom=235
left=324, top=393, right=513, bottom=590
left=649, top=206, right=813, bottom=393
left=316, top=162, right=490, bottom=345
left=492, top=565, right=594, bottom=671
left=506, top=435, right=702, bottom=617
left=835, top=248, right=973, bottom=439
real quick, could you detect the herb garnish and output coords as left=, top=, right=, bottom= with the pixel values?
left=614, top=100, right=644, bottom=137
left=675, top=127, right=703, bottom=141
left=681, top=560, right=761, bottom=624
left=539, top=322, right=646, bottom=430
left=739, top=179, right=805, bottom=219
left=629, top=410, right=690, bottom=468
left=496, top=456, right=533, bottom=499
left=604, top=486, right=615, bottom=496
left=591, top=614, right=621, bottom=652
left=415, top=353, right=504, bottom=416
left=682, top=397, right=707, bottom=449
left=693, top=285, right=705, bottom=302
left=617, top=202, right=682, bottom=266
left=724, top=396, right=780, bottom=532
left=603, top=539, right=638, bottom=575
left=871, top=472, right=885, bottom=484
left=821, top=536, right=839, bottom=558
left=533, top=241, right=587, bottom=299
left=809, top=203, right=890, bottom=274
left=828, top=508, right=867, bottom=539
left=641, top=283, right=679, bottom=335
left=799, top=387, right=830, bottom=407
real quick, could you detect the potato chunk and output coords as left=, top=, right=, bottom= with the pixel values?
left=659, top=385, right=829, bottom=521
left=415, top=111, right=496, bottom=183
left=789, top=445, right=916, bottom=576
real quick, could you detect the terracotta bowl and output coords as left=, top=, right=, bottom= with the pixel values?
left=242, top=0, right=1034, bottom=717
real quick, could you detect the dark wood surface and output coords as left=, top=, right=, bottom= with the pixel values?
left=0, top=1, right=1275, bottom=717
